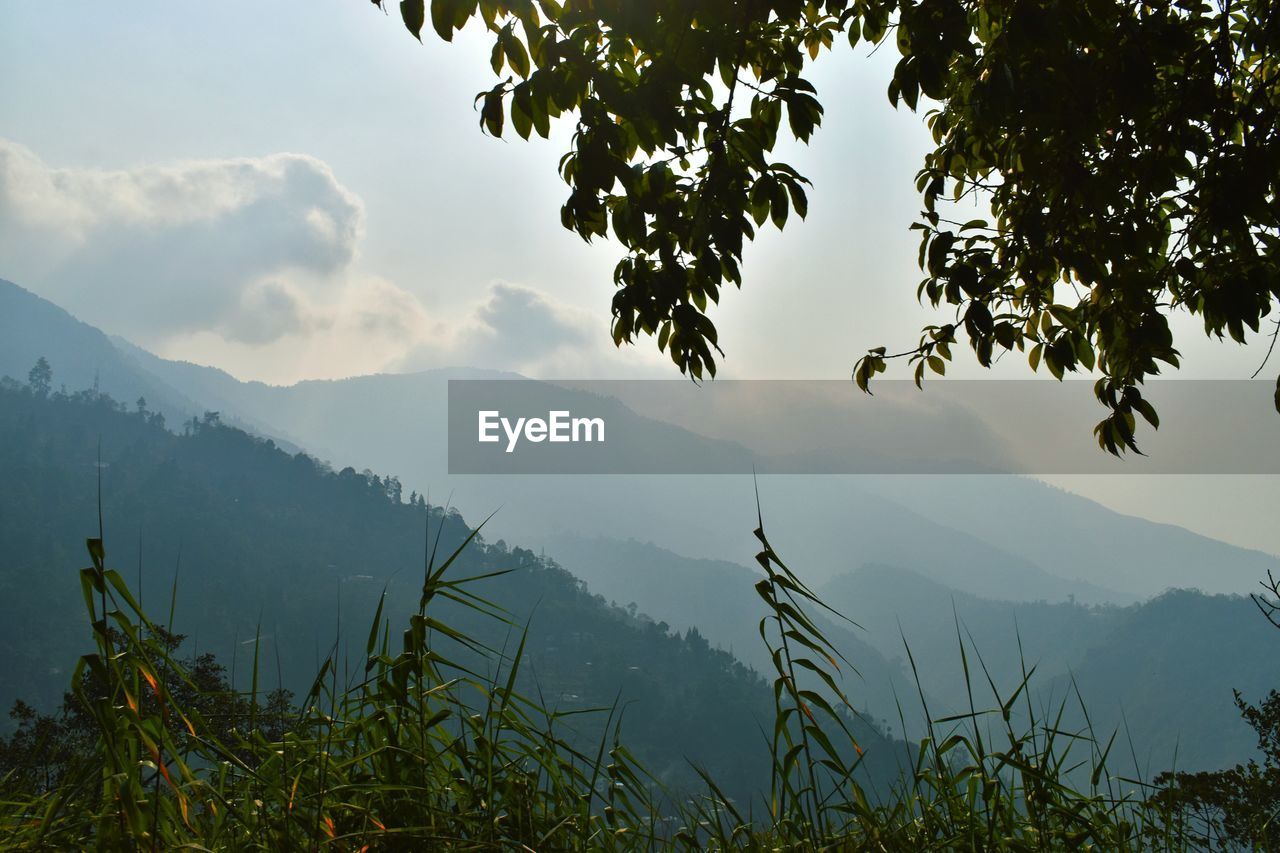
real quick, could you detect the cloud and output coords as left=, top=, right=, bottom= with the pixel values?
left=0, top=139, right=660, bottom=382
left=476, top=284, right=590, bottom=353
left=450, top=283, right=591, bottom=367
left=0, top=139, right=369, bottom=346
left=167, top=273, right=433, bottom=384
left=394, top=283, right=664, bottom=378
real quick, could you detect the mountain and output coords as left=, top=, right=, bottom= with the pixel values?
left=5, top=277, right=1280, bottom=780
left=108, top=323, right=1280, bottom=603
left=1056, top=588, right=1280, bottom=774
left=0, top=382, right=907, bottom=805
left=105, top=350, right=1132, bottom=602
left=5, top=280, right=1274, bottom=608
left=818, top=563, right=1280, bottom=772
left=0, top=278, right=199, bottom=423
left=4, top=279, right=1129, bottom=604
left=863, top=475, right=1280, bottom=598
left=820, top=565, right=1120, bottom=720
left=0, top=278, right=293, bottom=444
left=543, top=534, right=926, bottom=737
left=7, top=276, right=1280, bottom=745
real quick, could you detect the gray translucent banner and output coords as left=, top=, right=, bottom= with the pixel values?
left=447, top=379, right=1279, bottom=474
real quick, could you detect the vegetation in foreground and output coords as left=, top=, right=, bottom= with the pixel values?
left=6, top=511, right=1273, bottom=850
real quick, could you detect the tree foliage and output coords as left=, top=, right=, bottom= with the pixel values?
left=1152, top=572, right=1280, bottom=848
left=0, top=627, right=294, bottom=795
left=1154, top=690, right=1280, bottom=849
left=27, top=357, right=51, bottom=397
left=378, top=0, right=1280, bottom=452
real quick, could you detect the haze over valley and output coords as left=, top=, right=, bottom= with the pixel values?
left=4, top=277, right=1277, bottom=783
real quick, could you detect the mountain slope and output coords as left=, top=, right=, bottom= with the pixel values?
left=121, top=346, right=1125, bottom=603
left=9, top=277, right=1277, bottom=604
left=819, top=563, right=1280, bottom=771
left=862, top=475, right=1280, bottom=598
left=0, top=278, right=200, bottom=423
left=1055, top=588, right=1280, bottom=773
left=3, top=277, right=1192, bottom=606
left=0, top=383, right=906, bottom=804
left=820, top=564, right=1120, bottom=715
left=544, top=534, right=926, bottom=736
left=0, top=278, right=291, bottom=443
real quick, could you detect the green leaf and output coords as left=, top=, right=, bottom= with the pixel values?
left=504, top=30, right=531, bottom=79
left=86, top=537, right=105, bottom=569
left=897, top=58, right=919, bottom=111
left=511, top=83, right=533, bottom=139
left=769, top=179, right=789, bottom=229
left=400, top=0, right=425, bottom=41
left=1132, top=396, right=1159, bottom=430
left=785, top=178, right=809, bottom=219
left=1076, top=337, right=1096, bottom=371
left=1045, top=350, right=1064, bottom=380
left=480, top=89, right=505, bottom=136
left=430, top=0, right=454, bottom=41
left=490, top=37, right=505, bottom=75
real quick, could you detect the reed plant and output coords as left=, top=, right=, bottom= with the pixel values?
left=0, top=503, right=1197, bottom=850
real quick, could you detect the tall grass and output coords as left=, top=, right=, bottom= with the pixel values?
left=0, top=504, right=1197, bottom=850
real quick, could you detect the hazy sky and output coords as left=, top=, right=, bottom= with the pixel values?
left=1, top=3, right=1276, bottom=556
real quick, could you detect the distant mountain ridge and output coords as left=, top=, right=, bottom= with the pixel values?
left=0, top=279, right=293, bottom=444
left=864, top=475, right=1280, bottom=597
left=4, top=276, right=1276, bottom=607
left=541, top=535, right=1280, bottom=773
left=819, top=562, right=1280, bottom=772
left=542, top=534, right=929, bottom=736
left=0, top=278, right=201, bottom=422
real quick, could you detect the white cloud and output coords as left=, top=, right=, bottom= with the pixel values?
left=162, top=273, right=433, bottom=384
left=0, top=139, right=373, bottom=346
left=0, top=139, right=660, bottom=382
left=395, top=283, right=666, bottom=379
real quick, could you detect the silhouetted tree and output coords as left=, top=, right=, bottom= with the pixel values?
left=26, top=357, right=51, bottom=397
left=378, top=0, right=1280, bottom=452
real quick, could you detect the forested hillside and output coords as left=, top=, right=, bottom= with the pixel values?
left=535, top=534, right=1280, bottom=775
left=0, top=381, right=905, bottom=805
left=545, top=535, right=927, bottom=737
left=821, top=565, right=1280, bottom=772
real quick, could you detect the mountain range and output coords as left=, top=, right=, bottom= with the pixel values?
left=3, top=275, right=1279, bottom=776
left=8, top=279, right=1276, bottom=603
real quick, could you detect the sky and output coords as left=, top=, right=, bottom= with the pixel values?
left=1, top=2, right=1277, bottom=555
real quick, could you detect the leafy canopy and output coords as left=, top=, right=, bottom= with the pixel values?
left=379, top=0, right=1280, bottom=453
